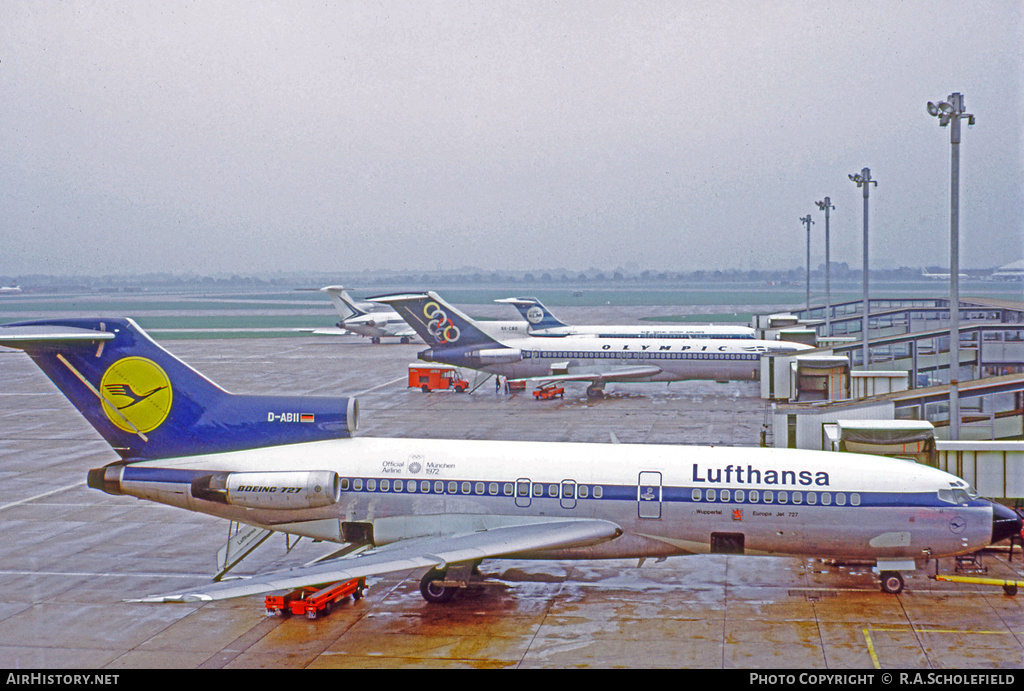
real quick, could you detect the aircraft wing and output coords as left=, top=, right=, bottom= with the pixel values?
left=132, top=518, right=622, bottom=602
left=391, top=325, right=418, bottom=339
left=518, top=365, right=663, bottom=386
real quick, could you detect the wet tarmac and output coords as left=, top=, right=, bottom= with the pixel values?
left=1, top=334, right=1023, bottom=669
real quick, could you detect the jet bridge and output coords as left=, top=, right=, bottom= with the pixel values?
left=824, top=420, right=937, bottom=465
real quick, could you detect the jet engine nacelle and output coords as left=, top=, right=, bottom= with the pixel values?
left=467, top=348, right=522, bottom=365
left=418, top=346, right=522, bottom=366
left=192, top=470, right=341, bottom=510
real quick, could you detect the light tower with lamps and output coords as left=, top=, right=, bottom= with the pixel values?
left=927, top=92, right=974, bottom=441
left=848, top=168, right=877, bottom=369
left=800, top=214, right=814, bottom=312
left=815, top=197, right=834, bottom=337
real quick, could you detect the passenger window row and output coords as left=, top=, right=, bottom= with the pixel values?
left=338, top=477, right=604, bottom=499
left=690, top=488, right=861, bottom=507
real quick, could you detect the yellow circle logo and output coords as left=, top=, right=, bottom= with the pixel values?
left=100, top=357, right=173, bottom=433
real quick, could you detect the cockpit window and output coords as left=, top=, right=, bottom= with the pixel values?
left=937, top=488, right=973, bottom=506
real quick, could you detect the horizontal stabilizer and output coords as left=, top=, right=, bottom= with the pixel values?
left=0, top=325, right=116, bottom=348
left=1, top=318, right=358, bottom=460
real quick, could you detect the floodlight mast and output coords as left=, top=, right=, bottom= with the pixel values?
left=927, top=92, right=974, bottom=441
left=800, top=214, right=814, bottom=312
left=848, top=168, right=877, bottom=370
left=815, top=197, right=834, bottom=336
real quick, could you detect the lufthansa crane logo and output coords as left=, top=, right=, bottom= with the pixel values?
left=423, top=301, right=461, bottom=344
left=100, top=357, right=173, bottom=433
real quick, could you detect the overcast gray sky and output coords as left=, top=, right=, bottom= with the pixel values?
left=2, top=1, right=1021, bottom=276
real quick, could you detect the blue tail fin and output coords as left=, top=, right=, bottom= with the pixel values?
left=369, top=292, right=503, bottom=349
left=495, top=297, right=567, bottom=330
left=0, top=318, right=357, bottom=460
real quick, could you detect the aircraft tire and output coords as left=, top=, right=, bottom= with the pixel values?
left=420, top=568, right=456, bottom=604
left=879, top=571, right=905, bottom=594
left=586, top=385, right=605, bottom=399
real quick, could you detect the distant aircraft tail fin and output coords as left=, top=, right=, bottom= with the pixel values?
left=0, top=318, right=357, bottom=460
left=320, top=286, right=366, bottom=319
left=494, top=297, right=567, bottom=330
left=370, top=292, right=503, bottom=349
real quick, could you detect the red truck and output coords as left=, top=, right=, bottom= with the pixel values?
left=532, top=383, right=565, bottom=400
left=408, top=364, right=469, bottom=393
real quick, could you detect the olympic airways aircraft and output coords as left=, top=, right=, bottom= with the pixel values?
left=495, top=296, right=758, bottom=340
left=375, top=292, right=811, bottom=397
left=0, top=317, right=1018, bottom=605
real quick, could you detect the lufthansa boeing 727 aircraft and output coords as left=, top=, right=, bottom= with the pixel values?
left=375, top=292, right=811, bottom=396
left=495, top=296, right=758, bottom=339
left=0, top=318, right=1018, bottom=605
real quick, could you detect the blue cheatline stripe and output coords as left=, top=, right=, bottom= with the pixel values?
left=522, top=350, right=759, bottom=361
left=117, top=467, right=974, bottom=511
left=335, top=476, right=957, bottom=509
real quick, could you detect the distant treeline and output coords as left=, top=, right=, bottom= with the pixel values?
left=1, top=263, right=998, bottom=293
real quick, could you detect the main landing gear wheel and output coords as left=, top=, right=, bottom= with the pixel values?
left=420, top=567, right=457, bottom=604
left=879, top=571, right=905, bottom=594
left=586, top=385, right=605, bottom=399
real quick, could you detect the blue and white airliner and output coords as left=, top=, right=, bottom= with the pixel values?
left=375, top=292, right=811, bottom=397
left=496, top=296, right=757, bottom=339
left=0, top=318, right=1018, bottom=604
left=319, top=286, right=420, bottom=343
left=320, top=286, right=529, bottom=344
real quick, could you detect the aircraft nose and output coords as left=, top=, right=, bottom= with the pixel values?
left=989, top=500, right=1023, bottom=545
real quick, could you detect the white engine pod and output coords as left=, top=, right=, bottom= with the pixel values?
left=223, top=470, right=341, bottom=510
left=470, top=347, right=522, bottom=364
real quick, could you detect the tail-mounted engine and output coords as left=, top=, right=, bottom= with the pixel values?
left=191, top=470, right=341, bottom=510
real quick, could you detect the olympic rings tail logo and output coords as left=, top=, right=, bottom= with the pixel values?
left=423, top=301, right=461, bottom=344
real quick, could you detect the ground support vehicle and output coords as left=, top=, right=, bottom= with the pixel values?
left=408, top=364, right=469, bottom=393
left=532, top=383, right=564, bottom=400
left=265, top=577, right=366, bottom=619
left=931, top=573, right=1021, bottom=596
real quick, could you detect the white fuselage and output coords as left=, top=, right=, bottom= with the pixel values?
left=341, top=311, right=415, bottom=340
left=530, top=325, right=757, bottom=339
left=114, top=437, right=994, bottom=563
left=434, top=333, right=811, bottom=383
